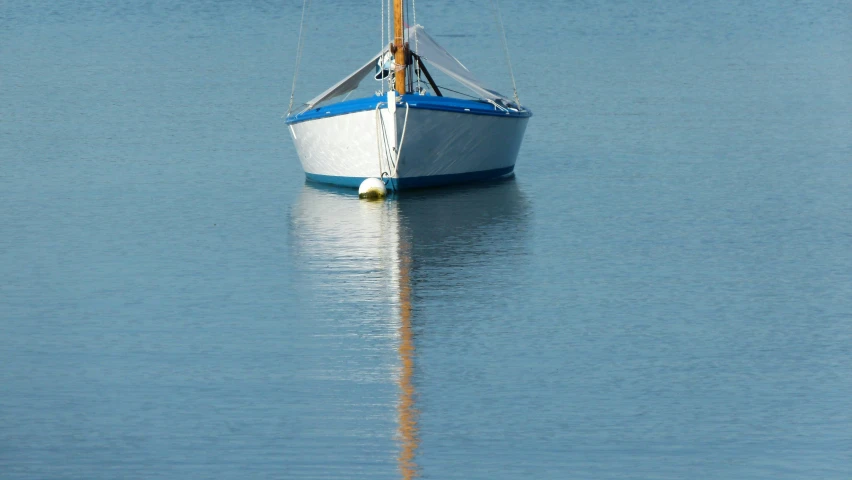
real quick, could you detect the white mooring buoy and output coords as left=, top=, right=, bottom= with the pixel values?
left=358, top=178, right=387, bottom=200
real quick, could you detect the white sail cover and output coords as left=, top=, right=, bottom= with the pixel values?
left=302, top=25, right=512, bottom=110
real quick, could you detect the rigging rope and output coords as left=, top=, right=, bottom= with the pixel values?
left=387, top=0, right=393, bottom=91
left=434, top=84, right=477, bottom=99
left=489, top=0, right=520, bottom=106
left=395, top=102, right=410, bottom=179
left=411, top=0, right=422, bottom=89
left=375, top=103, right=391, bottom=182
left=288, top=0, right=313, bottom=115
left=374, top=101, right=409, bottom=191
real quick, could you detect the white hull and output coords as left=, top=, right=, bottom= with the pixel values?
left=288, top=101, right=529, bottom=189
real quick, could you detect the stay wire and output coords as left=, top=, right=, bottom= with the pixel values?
left=489, top=0, right=520, bottom=106
left=288, top=0, right=313, bottom=115
left=288, top=0, right=313, bottom=114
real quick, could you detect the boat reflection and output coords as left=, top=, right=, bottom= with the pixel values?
left=289, top=179, right=530, bottom=478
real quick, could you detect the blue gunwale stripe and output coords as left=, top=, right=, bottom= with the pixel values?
left=305, top=166, right=515, bottom=190
left=286, top=95, right=531, bottom=125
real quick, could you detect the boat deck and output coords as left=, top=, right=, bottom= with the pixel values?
left=286, top=94, right=532, bottom=125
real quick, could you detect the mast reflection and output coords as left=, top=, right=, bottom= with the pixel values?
left=396, top=237, right=418, bottom=479
left=289, top=179, right=529, bottom=478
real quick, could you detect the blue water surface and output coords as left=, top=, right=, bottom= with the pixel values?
left=2, top=1, right=851, bottom=478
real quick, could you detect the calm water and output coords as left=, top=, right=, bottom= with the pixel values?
left=2, top=1, right=851, bottom=478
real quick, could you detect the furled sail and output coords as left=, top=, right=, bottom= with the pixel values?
left=408, top=25, right=508, bottom=104
left=301, top=25, right=514, bottom=111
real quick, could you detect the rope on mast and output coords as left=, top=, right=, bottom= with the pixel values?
left=489, top=0, right=520, bottom=106
left=388, top=0, right=393, bottom=91
left=288, top=0, right=313, bottom=115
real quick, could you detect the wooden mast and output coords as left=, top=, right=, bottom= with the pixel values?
left=393, top=0, right=406, bottom=94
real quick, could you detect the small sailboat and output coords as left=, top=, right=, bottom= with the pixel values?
left=285, top=1, right=531, bottom=190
